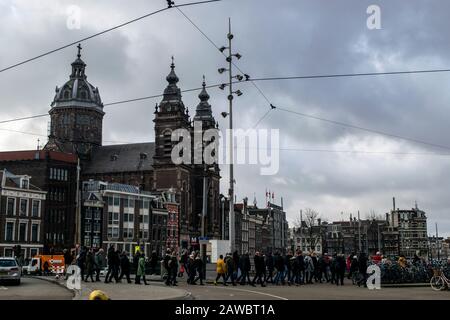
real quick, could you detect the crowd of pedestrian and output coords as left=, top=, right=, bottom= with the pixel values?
left=63, top=246, right=159, bottom=286
left=207, top=250, right=369, bottom=287
left=60, top=246, right=450, bottom=288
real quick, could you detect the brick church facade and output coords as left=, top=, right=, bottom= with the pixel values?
left=48, top=48, right=222, bottom=247
left=1, top=47, right=221, bottom=251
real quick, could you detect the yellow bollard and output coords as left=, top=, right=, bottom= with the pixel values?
left=88, top=290, right=110, bottom=300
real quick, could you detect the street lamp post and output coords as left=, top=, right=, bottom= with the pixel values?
left=218, top=18, right=246, bottom=253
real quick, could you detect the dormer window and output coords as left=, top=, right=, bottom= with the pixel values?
left=110, top=154, right=118, bottom=161
left=63, top=90, right=70, bottom=99
left=21, top=178, right=29, bottom=189
left=140, top=153, right=148, bottom=160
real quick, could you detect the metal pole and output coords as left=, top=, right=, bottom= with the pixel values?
left=200, top=165, right=207, bottom=263
left=378, top=223, right=381, bottom=253
left=358, top=210, right=361, bottom=253
left=436, top=223, right=440, bottom=261
left=227, top=17, right=235, bottom=253
left=201, top=165, right=207, bottom=239
left=75, top=157, right=81, bottom=247
left=300, top=209, right=303, bottom=250
left=221, top=199, right=225, bottom=240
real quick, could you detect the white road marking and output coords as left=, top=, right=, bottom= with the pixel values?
left=0, top=286, right=8, bottom=290
left=204, top=285, right=289, bottom=300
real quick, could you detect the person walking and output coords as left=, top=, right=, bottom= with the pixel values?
left=335, top=254, right=346, bottom=286
left=105, top=246, right=120, bottom=283
left=163, top=249, right=172, bottom=286
left=169, top=250, right=179, bottom=286
left=149, top=250, right=158, bottom=275
left=225, top=253, right=236, bottom=286
left=350, top=255, right=359, bottom=284
left=238, top=252, right=251, bottom=285
left=214, top=254, right=228, bottom=286
left=330, top=253, right=337, bottom=284
left=357, top=252, right=368, bottom=287
left=77, top=247, right=87, bottom=281
left=284, top=250, right=293, bottom=285
left=63, top=249, right=73, bottom=280
left=311, top=252, right=320, bottom=283
left=135, top=253, right=149, bottom=285
left=290, top=251, right=300, bottom=285
left=232, top=251, right=240, bottom=282
left=187, top=252, right=196, bottom=284
left=84, top=249, right=97, bottom=282
left=252, top=252, right=266, bottom=287
left=192, top=252, right=205, bottom=285
left=119, top=251, right=132, bottom=283
left=265, top=252, right=274, bottom=284
left=297, top=250, right=305, bottom=285
left=304, top=252, right=314, bottom=284
left=95, top=248, right=106, bottom=282
left=274, top=251, right=285, bottom=285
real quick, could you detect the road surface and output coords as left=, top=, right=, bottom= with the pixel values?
left=0, top=277, right=73, bottom=300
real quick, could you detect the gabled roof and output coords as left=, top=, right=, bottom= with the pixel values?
left=83, top=142, right=155, bottom=174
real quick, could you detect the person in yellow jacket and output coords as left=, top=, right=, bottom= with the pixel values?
left=398, top=255, right=407, bottom=268
left=214, top=254, right=228, bottom=286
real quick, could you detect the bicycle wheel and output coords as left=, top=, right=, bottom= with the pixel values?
left=430, top=276, right=445, bottom=291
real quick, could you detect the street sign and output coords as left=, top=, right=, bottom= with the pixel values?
left=199, top=237, right=209, bottom=241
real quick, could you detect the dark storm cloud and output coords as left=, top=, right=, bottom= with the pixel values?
left=1, top=0, right=449, bottom=235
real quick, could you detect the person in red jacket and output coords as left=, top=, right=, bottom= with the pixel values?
left=372, top=251, right=382, bottom=265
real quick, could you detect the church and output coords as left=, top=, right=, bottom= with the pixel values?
left=0, top=46, right=222, bottom=252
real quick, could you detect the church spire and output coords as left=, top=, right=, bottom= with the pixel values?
left=77, top=43, right=82, bottom=58
left=166, top=56, right=179, bottom=85
left=198, top=75, right=210, bottom=102
left=194, top=76, right=215, bottom=128
left=162, top=56, right=182, bottom=102
left=70, top=43, right=86, bottom=79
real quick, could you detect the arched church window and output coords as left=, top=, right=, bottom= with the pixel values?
left=63, top=90, right=70, bottom=99
left=80, top=90, right=87, bottom=100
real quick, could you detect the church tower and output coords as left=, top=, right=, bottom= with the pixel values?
left=153, top=58, right=194, bottom=242
left=153, top=57, right=191, bottom=166
left=192, top=77, right=221, bottom=238
left=45, top=44, right=104, bottom=160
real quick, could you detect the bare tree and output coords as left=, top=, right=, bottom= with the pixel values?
left=366, top=209, right=383, bottom=221
left=294, top=208, right=321, bottom=252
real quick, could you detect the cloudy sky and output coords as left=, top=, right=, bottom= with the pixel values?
left=1, top=0, right=450, bottom=236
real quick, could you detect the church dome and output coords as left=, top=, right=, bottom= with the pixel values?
left=51, top=44, right=103, bottom=112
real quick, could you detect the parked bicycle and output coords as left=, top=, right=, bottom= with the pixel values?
left=430, top=268, right=450, bottom=291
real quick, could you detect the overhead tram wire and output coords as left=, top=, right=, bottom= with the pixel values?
left=0, top=114, right=48, bottom=124
left=248, top=68, right=450, bottom=82
left=175, top=6, right=274, bottom=128
left=275, top=106, right=450, bottom=152
left=3, top=67, right=450, bottom=128
left=3, top=126, right=450, bottom=158
left=0, top=0, right=222, bottom=74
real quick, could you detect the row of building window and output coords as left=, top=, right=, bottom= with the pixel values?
left=48, top=209, right=65, bottom=224
left=4, top=221, right=40, bottom=242
left=49, top=168, right=68, bottom=181
left=48, top=188, right=66, bottom=202
left=107, top=211, right=164, bottom=225
left=46, top=232, right=64, bottom=244
left=107, top=196, right=151, bottom=209
left=6, top=198, right=41, bottom=217
left=84, top=222, right=101, bottom=233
